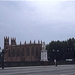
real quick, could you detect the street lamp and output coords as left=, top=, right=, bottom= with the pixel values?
left=0, top=47, right=7, bottom=69
left=57, top=50, right=59, bottom=52
left=53, top=49, right=59, bottom=66
left=53, top=50, right=59, bottom=60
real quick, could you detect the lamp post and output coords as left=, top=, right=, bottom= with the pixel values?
left=2, top=50, right=4, bottom=69
left=53, top=49, right=59, bottom=66
left=0, top=47, right=7, bottom=69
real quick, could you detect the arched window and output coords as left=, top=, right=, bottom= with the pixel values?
left=12, top=49, right=15, bottom=57
left=36, top=47, right=38, bottom=56
left=31, top=47, right=34, bottom=56
left=8, top=49, right=10, bottom=57
left=17, top=48, right=20, bottom=57
left=27, top=47, right=30, bottom=56
left=21, top=48, right=24, bottom=56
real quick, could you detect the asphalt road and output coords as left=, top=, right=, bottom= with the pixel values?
left=0, top=65, right=75, bottom=75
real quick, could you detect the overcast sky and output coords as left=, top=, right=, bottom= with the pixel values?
left=0, top=1, right=75, bottom=48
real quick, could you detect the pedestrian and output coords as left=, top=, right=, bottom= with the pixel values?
left=54, top=59, right=57, bottom=66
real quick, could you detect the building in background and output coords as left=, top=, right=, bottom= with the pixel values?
left=4, top=37, right=42, bottom=62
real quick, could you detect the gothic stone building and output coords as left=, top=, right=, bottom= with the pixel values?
left=4, top=37, right=42, bottom=62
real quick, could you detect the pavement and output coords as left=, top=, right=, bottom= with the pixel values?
left=0, top=65, right=75, bottom=75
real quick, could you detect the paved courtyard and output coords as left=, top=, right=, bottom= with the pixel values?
left=0, top=65, right=75, bottom=75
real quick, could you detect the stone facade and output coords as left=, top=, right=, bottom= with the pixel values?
left=4, top=37, right=42, bottom=62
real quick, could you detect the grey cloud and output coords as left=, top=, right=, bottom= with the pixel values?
left=0, top=1, right=75, bottom=48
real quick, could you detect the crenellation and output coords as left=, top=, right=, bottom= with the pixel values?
left=25, top=41, right=26, bottom=45
left=20, top=41, right=21, bottom=45
left=34, top=40, right=35, bottom=44
left=30, top=40, right=31, bottom=44
left=38, top=40, right=40, bottom=44
left=41, top=40, right=42, bottom=44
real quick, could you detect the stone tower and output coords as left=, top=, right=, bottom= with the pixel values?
left=11, top=38, right=16, bottom=46
left=4, top=36, right=9, bottom=49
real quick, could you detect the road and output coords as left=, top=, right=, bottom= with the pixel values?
left=0, top=65, right=75, bottom=75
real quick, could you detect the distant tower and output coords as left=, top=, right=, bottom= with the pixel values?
left=4, top=36, right=9, bottom=49
left=11, top=38, right=16, bottom=45
left=34, top=40, right=35, bottom=44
